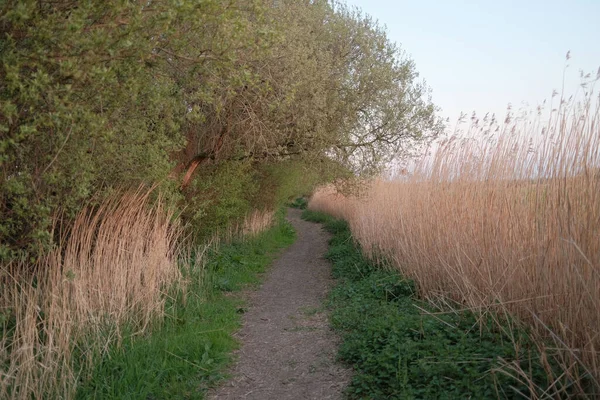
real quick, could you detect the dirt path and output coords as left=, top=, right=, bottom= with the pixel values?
left=209, top=208, right=351, bottom=400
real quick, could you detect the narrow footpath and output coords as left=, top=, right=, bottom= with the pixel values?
left=209, top=208, right=350, bottom=400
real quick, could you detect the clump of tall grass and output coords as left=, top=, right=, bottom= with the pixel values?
left=310, top=88, right=600, bottom=396
left=239, top=209, right=276, bottom=237
left=213, top=209, right=277, bottom=244
left=0, top=189, right=182, bottom=399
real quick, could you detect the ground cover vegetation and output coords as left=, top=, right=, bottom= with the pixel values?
left=308, top=84, right=600, bottom=397
left=76, top=209, right=295, bottom=399
left=0, top=197, right=292, bottom=399
left=0, top=1, right=442, bottom=398
left=303, top=209, right=563, bottom=399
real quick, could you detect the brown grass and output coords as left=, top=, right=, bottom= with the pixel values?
left=239, top=209, right=276, bottom=237
left=309, top=92, right=600, bottom=395
left=0, top=188, right=278, bottom=399
left=215, top=209, right=277, bottom=244
left=0, top=189, right=182, bottom=399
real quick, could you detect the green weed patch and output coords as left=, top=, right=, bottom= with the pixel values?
left=302, top=210, right=559, bottom=399
left=76, top=212, right=295, bottom=399
left=288, top=196, right=309, bottom=210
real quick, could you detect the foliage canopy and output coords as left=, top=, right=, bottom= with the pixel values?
left=0, top=0, right=442, bottom=259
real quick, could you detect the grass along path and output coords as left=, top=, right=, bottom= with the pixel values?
left=76, top=210, right=295, bottom=399
left=302, top=210, right=575, bottom=399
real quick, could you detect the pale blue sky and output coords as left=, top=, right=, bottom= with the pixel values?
left=346, top=0, right=600, bottom=125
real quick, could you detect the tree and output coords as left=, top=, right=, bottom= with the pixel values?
left=176, top=0, right=443, bottom=183
left=1, top=0, right=443, bottom=260
left=0, top=1, right=185, bottom=259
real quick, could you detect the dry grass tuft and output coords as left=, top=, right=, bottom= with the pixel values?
left=239, top=209, right=276, bottom=237
left=215, top=209, right=277, bottom=244
left=0, top=189, right=182, bottom=399
left=310, top=92, right=600, bottom=396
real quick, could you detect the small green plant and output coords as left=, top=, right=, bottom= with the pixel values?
left=300, top=209, right=331, bottom=224
left=289, top=197, right=309, bottom=209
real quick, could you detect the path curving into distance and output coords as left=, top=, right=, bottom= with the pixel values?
left=209, top=208, right=350, bottom=400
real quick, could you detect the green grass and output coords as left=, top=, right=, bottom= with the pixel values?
left=287, top=196, right=308, bottom=210
left=302, top=209, right=558, bottom=399
left=76, top=210, right=295, bottom=399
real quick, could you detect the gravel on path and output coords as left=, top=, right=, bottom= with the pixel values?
left=208, top=208, right=351, bottom=400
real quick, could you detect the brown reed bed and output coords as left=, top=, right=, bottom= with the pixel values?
left=0, top=189, right=278, bottom=399
left=309, top=92, right=600, bottom=396
left=0, top=189, right=182, bottom=399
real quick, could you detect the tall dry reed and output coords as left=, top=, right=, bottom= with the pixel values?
left=239, top=209, right=276, bottom=237
left=310, top=91, right=600, bottom=396
left=214, top=209, right=277, bottom=244
left=0, top=189, right=182, bottom=399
